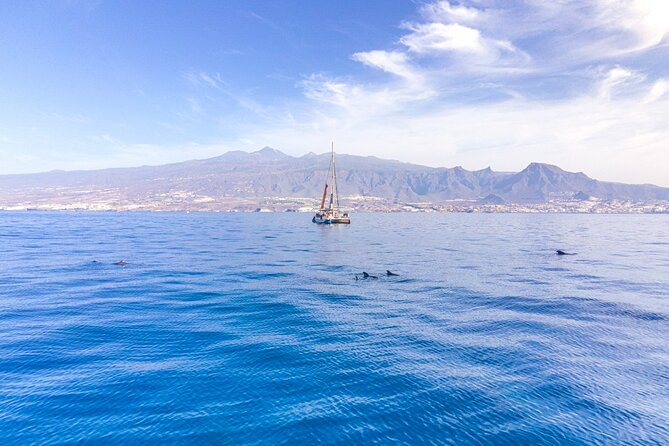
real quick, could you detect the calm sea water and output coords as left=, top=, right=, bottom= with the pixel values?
left=1, top=211, right=668, bottom=445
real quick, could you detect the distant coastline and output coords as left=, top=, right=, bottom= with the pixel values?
left=1, top=148, right=668, bottom=214
left=2, top=199, right=668, bottom=214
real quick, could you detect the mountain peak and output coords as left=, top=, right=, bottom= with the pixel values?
left=521, top=162, right=592, bottom=182
left=523, top=162, right=563, bottom=172
left=212, top=147, right=289, bottom=163
left=254, top=147, right=288, bottom=158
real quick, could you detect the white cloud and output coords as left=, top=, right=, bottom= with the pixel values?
left=593, top=0, right=669, bottom=54
left=247, top=84, right=669, bottom=186
left=351, top=50, right=419, bottom=81
left=643, top=78, right=669, bottom=103
left=421, top=1, right=483, bottom=23
left=300, top=68, right=435, bottom=119
left=413, top=1, right=669, bottom=65
left=596, top=66, right=645, bottom=100
left=279, top=1, right=668, bottom=185
left=401, top=22, right=486, bottom=54
left=235, top=1, right=669, bottom=186
left=8, top=0, right=667, bottom=188
left=398, top=22, right=527, bottom=69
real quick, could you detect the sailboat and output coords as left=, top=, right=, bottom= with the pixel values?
left=312, top=143, right=351, bottom=224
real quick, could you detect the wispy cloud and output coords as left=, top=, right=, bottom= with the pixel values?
left=73, top=136, right=233, bottom=171
left=182, top=70, right=274, bottom=118
left=352, top=50, right=419, bottom=81
left=6, top=1, right=667, bottom=186
left=237, top=0, right=669, bottom=186
left=591, top=0, right=669, bottom=54
left=248, top=74, right=669, bottom=185
left=182, top=71, right=225, bottom=90
left=421, top=1, right=482, bottom=23
left=643, top=78, right=669, bottom=103
left=412, top=1, right=669, bottom=68
left=595, top=66, right=645, bottom=100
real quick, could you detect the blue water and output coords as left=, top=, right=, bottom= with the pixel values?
left=1, top=212, right=668, bottom=445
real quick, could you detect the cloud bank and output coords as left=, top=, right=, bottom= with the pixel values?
left=244, top=0, right=669, bottom=186
left=3, top=1, right=667, bottom=187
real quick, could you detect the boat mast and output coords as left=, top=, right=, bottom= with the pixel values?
left=329, top=142, right=335, bottom=210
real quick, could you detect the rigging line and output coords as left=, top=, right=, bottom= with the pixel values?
left=331, top=142, right=341, bottom=210
left=324, top=151, right=334, bottom=210
left=324, top=160, right=332, bottom=186
left=324, top=160, right=332, bottom=196
left=334, top=157, right=340, bottom=209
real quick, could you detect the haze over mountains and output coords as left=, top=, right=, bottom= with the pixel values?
left=1, top=147, right=668, bottom=211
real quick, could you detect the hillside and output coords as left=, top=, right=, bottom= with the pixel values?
left=1, top=147, right=668, bottom=211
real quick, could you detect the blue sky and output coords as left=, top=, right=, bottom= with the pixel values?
left=1, top=1, right=668, bottom=186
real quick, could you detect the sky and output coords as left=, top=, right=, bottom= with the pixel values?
left=1, top=0, right=668, bottom=186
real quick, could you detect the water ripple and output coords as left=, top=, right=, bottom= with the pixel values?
left=1, top=212, right=668, bottom=445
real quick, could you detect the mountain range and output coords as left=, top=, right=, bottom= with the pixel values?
left=1, top=147, right=668, bottom=211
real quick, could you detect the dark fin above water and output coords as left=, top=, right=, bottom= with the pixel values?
left=362, top=272, right=378, bottom=279
left=113, top=260, right=128, bottom=266
left=386, top=270, right=399, bottom=276
left=556, top=250, right=576, bottom=256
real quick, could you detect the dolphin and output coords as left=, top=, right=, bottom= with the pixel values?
left=386, top=270, right=399, bottom=276
left=362, top=272, right=378, bottom=279
left=556, top=250, right=576, bottom=256
left=113, top=260, right=128, bottom=266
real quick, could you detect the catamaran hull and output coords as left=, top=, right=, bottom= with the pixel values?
left=312, top=216, right=351, bottom=224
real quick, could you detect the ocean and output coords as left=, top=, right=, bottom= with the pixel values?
left=1, top=211, right=668, bottom=445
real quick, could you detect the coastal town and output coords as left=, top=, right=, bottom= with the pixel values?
left=1, top=192, right=667, bottom=214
